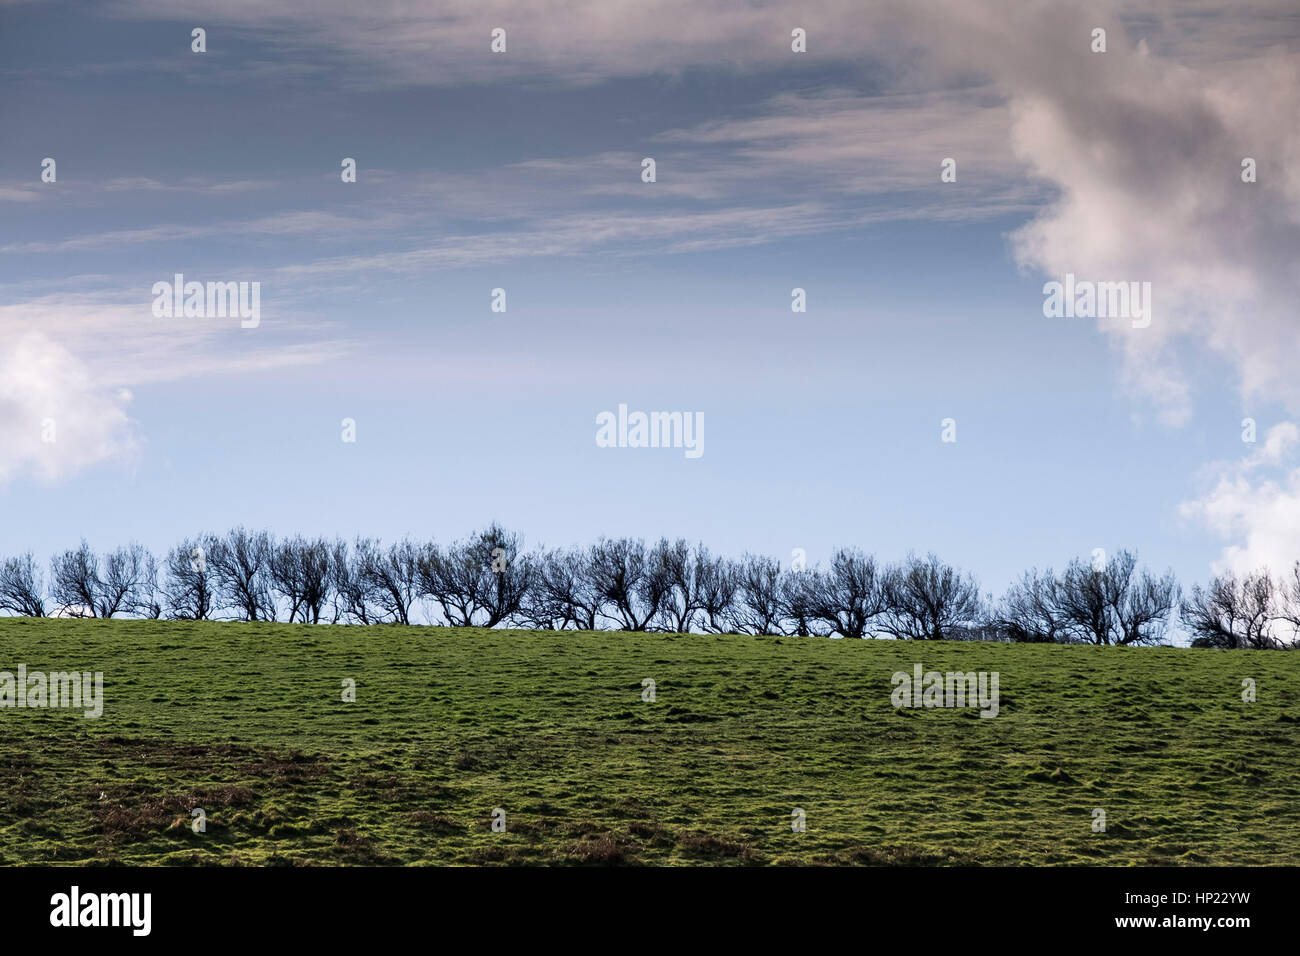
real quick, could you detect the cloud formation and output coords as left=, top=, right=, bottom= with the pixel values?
left=101, top=1, right=1299, bottom=429
left=0, top=331, right=138, bottom=483
left=13, top=0, right=1300, bottom=575
left=1180, top=423, right=1300, bottom=576
left=0, top=292, right=348, bottom=482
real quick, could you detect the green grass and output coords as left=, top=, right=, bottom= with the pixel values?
left=1, top=618, right=1297, bottom=865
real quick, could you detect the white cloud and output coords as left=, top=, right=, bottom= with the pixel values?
left=0, top=332, right=138, bottom=483
left=97, top=3, right=1298, bottom=428
left=0, top=293, right=348, bottom=483
left=1180, top=423, right=1300, bottom=575
left=904, top=1, right=1300, bottom=569
left=16, top=0, right=1300, bottom=532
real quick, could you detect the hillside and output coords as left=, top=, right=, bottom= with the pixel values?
left=1, top=618, right=1296, bottom=865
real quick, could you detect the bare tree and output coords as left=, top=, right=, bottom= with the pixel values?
left=208, top=527, right=276, bottom=622
left=330, top=538, right=379, bottom=625
left=811, top=548, right=887, bottom=639
left=419, top=525, right=531, bottom=628
left=880, top=553, right=983, bottom=641
left=696, top=556, right=738, bottom=633
left=585, top=537, right=671, bottom=631
left=1272, top=562, right=1300, bottom=649
left=524, top=547, right=603, bottom=630
left=1052, top=558, right=1110, bottom=645
left=49, top=541, right=102, bottom=617
left=361, top=538, right=422, bottom=625
left=163, top=537, right=218, bottom=620
left=725, top=554, right=784, bottom=635
left=1054, top=550, right=1179, bottom=646
left=298, top=538, right=333, bottom=624
left=1116, top=562, right=1180, bottom=646
left=994, top=568, right=1069, bottom=643
left=98, top=544, right=158, bottom=618
left=50, top=541, right=156, bottom=618
left=268, top=536, right=333, bottom=624
left=658, top=540, right=727, bottom=633
left=0, top=553, right=46, bottom=617
left=1182, top=571, right=1277, bottom=649
left=118, top=545, right=162, bottom=619
left=269, top=537, right=308, bottom=622
left=517, top=549, right=567, bottom=630
left=779, top=569, right=822, bottom=637
left=268, top=536, right=332, bottom=623
left=475, top=525, right=534, bottom=629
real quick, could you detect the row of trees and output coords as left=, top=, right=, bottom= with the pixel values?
left=0, top=526, right=1294, bottom=648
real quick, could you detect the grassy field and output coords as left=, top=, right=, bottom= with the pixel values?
left=0, top=618, right=1296, bottom=866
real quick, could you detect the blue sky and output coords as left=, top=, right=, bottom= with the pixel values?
left=3, top=0, right=1300, bottom=609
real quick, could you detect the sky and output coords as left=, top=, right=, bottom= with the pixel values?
left=2, top=0, right=1300, bottom=613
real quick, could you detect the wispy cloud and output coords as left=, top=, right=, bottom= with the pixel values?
left=0, top=209, right=408, bottom=254
left=0, top=185, right=43, bottom=203
left=0, top=291, right=349, bottom=387
left=0, top=174, right=277, bottom=207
